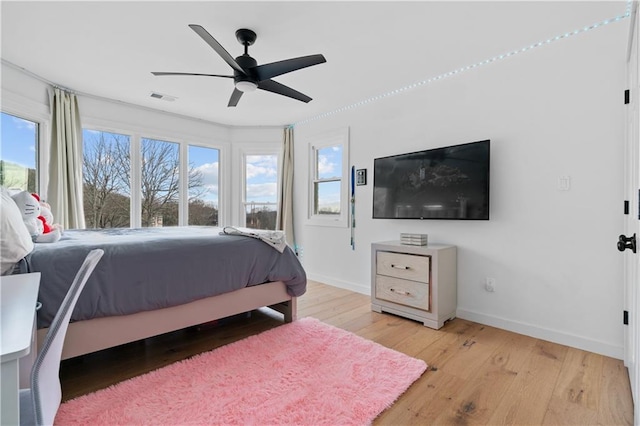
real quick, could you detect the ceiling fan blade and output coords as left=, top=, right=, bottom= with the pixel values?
left=228, top=88, right=243, bottom=107
left=258, top=79, right=312, bottom=103
left=188, top=24, right=246, bottom=75
left=251, top=54, right=326, bottom=81
left=151, top=72, right=233, bottom=78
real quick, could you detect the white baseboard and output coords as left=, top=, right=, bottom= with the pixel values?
left=304, top=276, right=623, bottom=359
left=306, top=273, right=370, bottom=296
left=456, top=307, right=623, bottom=360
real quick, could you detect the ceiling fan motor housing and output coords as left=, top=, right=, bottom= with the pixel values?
left=234, top=54, right=259, bottom=90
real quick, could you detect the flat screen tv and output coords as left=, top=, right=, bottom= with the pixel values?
left=373, top=140, right=490, bottom=220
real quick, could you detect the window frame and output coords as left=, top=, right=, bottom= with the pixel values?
left=306, top=127, right=350, bottom=228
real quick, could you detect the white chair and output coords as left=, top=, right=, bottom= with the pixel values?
left=19, top=249, right=104, bottom=426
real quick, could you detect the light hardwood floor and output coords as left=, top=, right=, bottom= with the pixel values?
left=60, top=280, right=633, bottom=425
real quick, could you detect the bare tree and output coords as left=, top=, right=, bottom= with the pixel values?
left=83, top=134, right=206, bottom=228
left=140, top=138, right=204, bottom=227
left=83, top=132, right=130, bottom=228
left=0, top=160, right=36, bottom=193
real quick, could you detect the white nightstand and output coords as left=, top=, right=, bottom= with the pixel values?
left=371, top=241, right=456, bottom=329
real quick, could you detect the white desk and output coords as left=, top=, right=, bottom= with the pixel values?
left=1, top=273, right=40, bottom=426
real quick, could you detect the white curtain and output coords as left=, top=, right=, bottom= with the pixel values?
left=276, top=126, right=295, bottom=247
left=47, top=87, right=85, bottom=229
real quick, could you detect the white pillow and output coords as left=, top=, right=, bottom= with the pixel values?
left=1, top=187, right=34, bottom=275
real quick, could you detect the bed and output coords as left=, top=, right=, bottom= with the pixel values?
left=18, top=226, right=306, bottom=360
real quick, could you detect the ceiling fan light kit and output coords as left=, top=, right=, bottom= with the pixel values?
left=151, top=25, right=326, bottom=107
left=235, top=81, right=258, bottom=92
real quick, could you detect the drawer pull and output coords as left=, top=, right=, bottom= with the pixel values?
left=390, top=288, right=411, bottom=296
left=390, top=264, right=410, bottom=270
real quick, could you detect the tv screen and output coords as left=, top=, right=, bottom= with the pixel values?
left=373, top=140, right=490, bottom=220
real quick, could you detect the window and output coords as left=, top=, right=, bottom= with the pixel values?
left=1, top=112, right=38, bottom=193
left=82, top=130, right=131, bottom=228
left=314, top=146, right=342, bottom=215
left=244, top=154, right=278, bottom=230
left=141, top=138, right=180, bottom=227
left=82, top=130, right=221, bottom=228
left=308, top=128, right=349, bottom=227
left=188, top=145, right=219, bottom=226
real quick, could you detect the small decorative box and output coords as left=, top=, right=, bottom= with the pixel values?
left=400, top=233, right=428, bottom=246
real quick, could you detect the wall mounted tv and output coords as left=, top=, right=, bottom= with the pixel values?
left=373, top=140, right=490, bottom=220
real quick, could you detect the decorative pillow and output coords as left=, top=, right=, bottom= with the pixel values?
left=1, top=186, right=34, bottom=275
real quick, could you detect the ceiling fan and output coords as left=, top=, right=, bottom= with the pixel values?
left=152, top=25, right=327, bottom=107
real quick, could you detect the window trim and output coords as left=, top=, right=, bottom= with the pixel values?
left=306, top=127, right=350, bottom=228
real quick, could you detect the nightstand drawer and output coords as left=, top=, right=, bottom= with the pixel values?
left=376, top=251, right=430, bottom=283
left=375, top=275, right=429, bottom=311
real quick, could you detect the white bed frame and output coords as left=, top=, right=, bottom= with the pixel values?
left=37, top=281, right=296, bottom=360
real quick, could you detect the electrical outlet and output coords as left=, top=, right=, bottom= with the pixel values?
left=485, top=277, right=496, bottom=292
left=558, top=175, right=571, bottom=191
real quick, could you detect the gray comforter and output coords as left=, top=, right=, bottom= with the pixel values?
left=23, top=227, right=306, bottom=329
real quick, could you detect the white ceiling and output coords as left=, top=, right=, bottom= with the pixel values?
left=1, top=1, right=627, bottom=127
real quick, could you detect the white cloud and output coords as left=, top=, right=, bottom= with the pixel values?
left=246, top=182, right=277, bottom=201
left=193, top=161, right=219, bottom=201
left=246, top=164, right=276, bottom=180
left=246, top=161, right=277, bottom=180
left=199, top=183, right=219, bottom=199
left=247, top=155, right=277, bottom=167
left=317, top=155, right=336, bottom=175
left=11, top=116, right=36, bottom=131
left=195, top=161, right=219, bottom=186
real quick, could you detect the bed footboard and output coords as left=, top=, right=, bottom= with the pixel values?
left=269, top=297, right=297, bottom=322
left=37, top=281, right=295, bottom=360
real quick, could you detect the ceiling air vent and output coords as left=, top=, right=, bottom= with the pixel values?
left=150, top=92, right=177, bottom=102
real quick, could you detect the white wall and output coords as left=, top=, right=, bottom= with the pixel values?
left=292, top=19, right=627, bottom=358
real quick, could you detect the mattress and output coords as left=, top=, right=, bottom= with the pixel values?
left=22, top=227, right=306, bottom=328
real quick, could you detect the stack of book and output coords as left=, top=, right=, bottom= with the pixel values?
left=400, top=233, right=428, bottom=246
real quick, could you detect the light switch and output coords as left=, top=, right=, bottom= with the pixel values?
left=558, top=175, right=571, bottom=191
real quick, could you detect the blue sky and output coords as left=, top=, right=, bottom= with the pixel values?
left=188, top=144, right=219, bottom=205
left=1, top=112, right=37, bottom=168
left=2, top=111, right=340, bottom=210
left=317, top=145, right=343, bottom=211
left=317, top=145, right=342, bottom=180
left=246, top=154, right=277, bottom=205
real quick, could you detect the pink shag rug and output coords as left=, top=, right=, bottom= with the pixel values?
left=55, top=317, right=426, bottom=426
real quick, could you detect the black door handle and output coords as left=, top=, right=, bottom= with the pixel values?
left=618, top=233, right=637, bottom=253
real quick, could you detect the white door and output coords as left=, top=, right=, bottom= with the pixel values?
left=624, top=3, right=640, bottom=420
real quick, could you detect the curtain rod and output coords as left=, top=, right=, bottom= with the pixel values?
left=2, top=59, right=77, bottom=94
